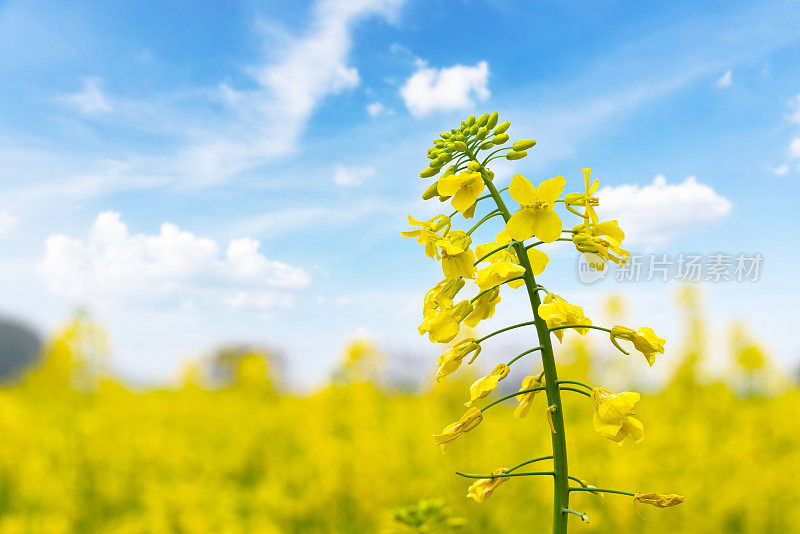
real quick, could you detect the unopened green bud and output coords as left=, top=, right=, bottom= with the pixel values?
left=469, top=124, right=479, bottom=136
left=512, top=139, right=536, bottom=151
left=487, top=170, right=495, bottom=181
left=476, top=127, right=488, bottom=140
left=420, top=167, right=438, bottom=178
left=422, top=181, right=439, bottom=200
left=453, top=141, right=468, bottom=151
left=486, top=112, right=499, bottom=130
left=440, top=132, right=451, bottom=139
left=506, top=150, right=527, bottom=160
left=434, top=139, right=445, bottom=147
left=477, top=113, right=489, bottom=127
left=433, top=154, right=450, bottom=166
left=467, top=161, right=480, bottom=171
left=492, top=133, right=509, bottom=145
left=467, top=114, right=476, bottom=126
left=494, top=121, right=511, bottom=135
left=445, top=142, right=455, bottom=151
left=446, top=165, right=458, bottom=174
left=460, top=121, right=466, bottom=129
left=480, top=141, right=494, bottom=150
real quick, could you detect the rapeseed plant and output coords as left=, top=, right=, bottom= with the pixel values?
left=404, top=113, right=683, bottom=532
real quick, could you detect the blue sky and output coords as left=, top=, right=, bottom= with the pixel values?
left=0, top=0, right=798, bottom=387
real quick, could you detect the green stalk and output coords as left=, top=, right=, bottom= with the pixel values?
left=470, top=149, right=570, bottom=534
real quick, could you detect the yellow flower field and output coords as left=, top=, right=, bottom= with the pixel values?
left=0, top=291, right=795, bottom=533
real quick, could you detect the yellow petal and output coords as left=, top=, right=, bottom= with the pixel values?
left=436, top=174, right=462, bottom=196
left=452, top=187, right=478, bottom=212
left=509, top=173, right=537, bottom=205
left=526, top=248, right=549, bottom=275
left=506, top=208, right=537, bottom=241
left=536, top=175, right=566, bottom=204
left=530, top=208, right=563, bottom=243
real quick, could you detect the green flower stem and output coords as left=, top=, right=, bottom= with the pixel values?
left=481, top=147, right=512, bottom=166
left=525, top=238, right=574, bottom=249
left=508, top=455, right=554, bottom=473
left=558, top=386, right=591, bottom=398
left=548, top=325, right=612, bottom=335
left=466, top=210, right=503, bottom=236
left=507, top=346, right=543, bottom=366
left=475, top=321, right=536, bottom=344
left=480, top=386, right=546, bottom=412
left=456, top=471, right=555, bottom=480
left=569, top=488, right=637, bottom=497
left=473, top=242, right=514, bottom=264
left=567, top=476, right=588, bottom=487
left=469, top=278, right=525, bottom=303
left=475, top=187, right=508, bottom=203
left=562, top=509, right=589, bottom=522
left=469, top=148, right=571, bottom=534
left=556, top=380, right=593, bottom=390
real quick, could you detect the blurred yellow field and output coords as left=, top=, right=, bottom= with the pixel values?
left=0, top=292, right=794, bottom=533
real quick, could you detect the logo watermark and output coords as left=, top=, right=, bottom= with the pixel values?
left=577, top=252, right=763, bottom=284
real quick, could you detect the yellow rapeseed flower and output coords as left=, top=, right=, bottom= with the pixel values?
left=465, top=287, right=500, bottom=327
left=437, top=171, right=484, bottom=214
left=475, top=260, right=526, bottom=291
left=475, top=230, right=548, bottom=287
left=633, top=493, right=685, bottom=518
left=506, top=174, right=566, bottom=242
left=610, top=325, right=666, bottom=366
left=418, top=301, right=473, bottom=343
left=572, top=220, right=629, bottom=267
left=422, top=278, right=465, bottom=315
left=514, top=375, right=545, bottom=419
left=433, top=407, right=483, bottom=452
left=564, top=167, right=599, bottom=222
left=436, top=339, right=481, bottom=382
left=465, top=363, right=510, bottom=406
left=436, top=230, right=476, bottom=280
left=538, top=293, right=592, bottom=342
left=466, top=468, right=510, bottom=503
left=590, top=387, right=644, bottom=444
left=401, top=214, right=450, bottom=259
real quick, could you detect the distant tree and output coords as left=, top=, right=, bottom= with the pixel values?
left=0, top=317, right=42, bottom=380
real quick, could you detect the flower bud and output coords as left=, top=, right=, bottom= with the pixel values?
left=480, top=141, right=494, bottom=150
left=492, top=133, right=509, bottom=145
left=512, top=139, right=536, bottom=151
left=422, top=181, right=439, bottom=200
left=486, top=112, right=499, bottom=130
left=466, top=114, right=476, bottom=126
left=506, top=150, right=527, bottom=160
left=493, top=122, right=510, bottom=135
left=476, top=127, right=487, bottom=140
left=453, top=141, right=468, bottom=152
left=469, top=124, right=479, bottom=136
left=420, top=166, right=439, bottom=178
left=441, top=132, right=451, bottom=139
left=467, top=161, right=480, bottom=172
left=477, top=113, right=489, bottom=126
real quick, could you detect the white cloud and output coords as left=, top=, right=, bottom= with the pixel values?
left=715, top=70, right=733, bottom=88
left=597, top=175, right=732, bottom=244
left=366, top=102, right=385, bottom=116
left=172, top=0, right=404, bottom=183
left=773, top=164, right=790, bottom=176
left=0, top=209, right=19, bottom=235
left=333, top=164, right=374, bottom=187
left=37, top=212, right=310, bottom=308
left=59, top=77, right=112, bottom=113
left=400, top=60, right=490, bottom=117
left=789, top=137, right=800, bottom=159
left=789, top=94, right=800, bottom=125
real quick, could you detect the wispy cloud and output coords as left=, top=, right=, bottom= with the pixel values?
left=715, top=69, right=733, bottom=87
left=0, top=209, right=19, bottom=236
left=58, top=77, right=112, bottom=114
left=334, top=164, right=375, bottom=187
